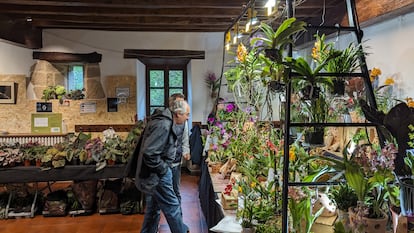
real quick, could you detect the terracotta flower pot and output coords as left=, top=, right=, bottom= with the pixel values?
left=349, top=207, right=388, bottom=233
left=107, top=159, right=115, bottom=166
left=363, top=215, right=388, bottom=233
left=24, top=159, right=31, bottom=166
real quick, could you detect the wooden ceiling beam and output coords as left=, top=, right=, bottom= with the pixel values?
left=37, top=22, right=230, bottom=32
left=30, top=16, right=235, bottom=25
left=1, top=0, right=249, bottom=9
left=0, top=5, right=245, bottom=17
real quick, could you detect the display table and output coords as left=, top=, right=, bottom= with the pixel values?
left=199, top=159, right=241, bottom=232
left=199, top=159, right=336, bottom=233
left=199, top=159, right=225, bottom=232
left=0, top=164, right=126, bottom=184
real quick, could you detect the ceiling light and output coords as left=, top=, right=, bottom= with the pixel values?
left=264, top=0, right=277, bottom=16
left=233, top=22, right=241, bottom=44
left=245, top=7, right=259, bottom=32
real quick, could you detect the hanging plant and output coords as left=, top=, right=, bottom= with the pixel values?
left=205, top=71, right=221, bottom=98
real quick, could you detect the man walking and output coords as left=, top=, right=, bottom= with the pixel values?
left=137, top=99, right=191, bottom=233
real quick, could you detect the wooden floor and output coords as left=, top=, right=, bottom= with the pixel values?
left=0, top=170, right=208, bottom=233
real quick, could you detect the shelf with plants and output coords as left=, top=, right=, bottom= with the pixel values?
left=278, top=0, right=404, bottom=233
left=207, top=0, right=411, bottom=233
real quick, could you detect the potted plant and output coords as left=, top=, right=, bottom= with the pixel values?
left=41, top=85, right=67, bottom=104
left=0, top=144, right=22, bottom=167
left=251, top=18, right=307, bottom=91
left=285, top=45, right=341, bottom=145
left=20, top=141, right=43, bottom=166
left=103, top=136, right=128, bottom=165
left=237, top=177, right=256, bottom=233
left=252, top=18, right=307, bottom=64
left=319, top=142, right=398, bottom=233
left=42, top=145, right=67, bottom=169
left=312, top=34, right=364, bottom=96
left=400, top=125, right=414, bottom=216
left=331, top=183, right=358, bottom=229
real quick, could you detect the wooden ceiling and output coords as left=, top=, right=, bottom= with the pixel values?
left=0, top=0, right=413, bottom=48
left=0, top=0, right=349, bottom=32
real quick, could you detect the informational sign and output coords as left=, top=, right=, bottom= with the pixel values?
left=31, top=113, right=62, bottom=133
left=116, top=87, right=130, bottom=97
left=80, top=101, right=97, bottom=113
left=36, top=102, right=52, bottom=112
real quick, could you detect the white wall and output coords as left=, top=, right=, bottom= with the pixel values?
left=362, top=11, right=414, bottom=99
left=300, top=11, right=414, bottom=100
left=0, top=39, right=33, bottom=75
left=41, top=30, right=225, bottom=122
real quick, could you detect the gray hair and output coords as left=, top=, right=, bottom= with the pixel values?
left=168, top=93, right=185, bottom=108
left=171, top=99, right=188, bottom=114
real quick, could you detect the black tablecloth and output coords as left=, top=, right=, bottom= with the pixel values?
left=0, top=164, right=126, bottom=184
left=199, top=158, right=224, bottom=232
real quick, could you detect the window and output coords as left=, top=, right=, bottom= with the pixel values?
left=67, top=65, right=84, bottom=92
left=146, top=66, right=187, bottom=115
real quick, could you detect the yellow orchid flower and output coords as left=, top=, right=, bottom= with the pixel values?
left=406, top=97, right=414, bottom=108
left=370, top=67, right=382, bottom=77
left=237, top=43, right=247, bottom=63
left=384, top=77, right=395, bottom=85
left=289, top=149, right=296, bottom=161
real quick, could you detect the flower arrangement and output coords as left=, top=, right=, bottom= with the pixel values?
left=213, top=102, right=238, bottom=122
left=336, top=142, right=398, bottom=218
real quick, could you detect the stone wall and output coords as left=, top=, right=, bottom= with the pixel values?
left=0, top=65, right=136, bottom=138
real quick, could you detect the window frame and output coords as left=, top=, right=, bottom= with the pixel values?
left=67, top=63, right=85, bottom=92
left=145, top=64, right=187, bottom=116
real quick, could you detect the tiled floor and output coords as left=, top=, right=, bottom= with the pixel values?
left=0, top=170, right=208, bottom=233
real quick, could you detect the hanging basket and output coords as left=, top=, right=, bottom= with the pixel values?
left=210, top=91, right=218, bottom=99
left=300, top=85, right=320, bottom=100
left=269, top=80, right=285, bottom=93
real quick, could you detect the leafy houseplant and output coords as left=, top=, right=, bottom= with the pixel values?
left=319, top=142, right=398, bottom=232
left=224, top=18, right=307, bottom=113
left=41, top=85, right=67, bottom=103
left=250, top=18, right=307, bottom=91
left=312, top=34, right=365, bottom=95
left=288, top=186, right=325, bottom=233
left=331, top=183, right=358, bottom=212
left=285, top=45, right=341, bottom=145
left=253, top=18, right=307, bottom=64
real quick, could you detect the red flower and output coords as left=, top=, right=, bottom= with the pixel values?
left=224, top=184, right=233, bottom=195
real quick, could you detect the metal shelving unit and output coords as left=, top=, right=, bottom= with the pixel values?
left=280, top=0, right=382, bottom=232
